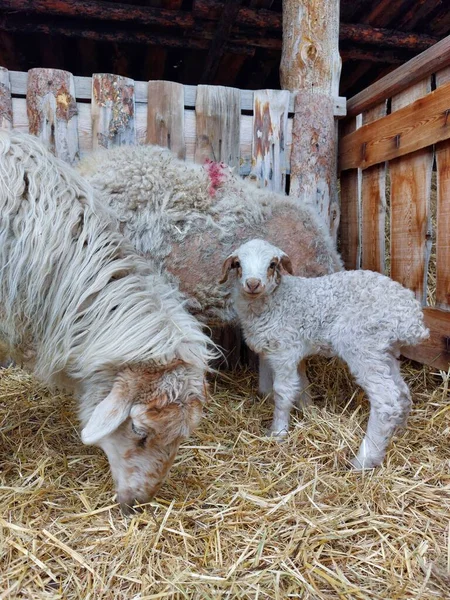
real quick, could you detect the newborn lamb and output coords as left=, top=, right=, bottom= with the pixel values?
left=220, top=239, right=429, bottom=469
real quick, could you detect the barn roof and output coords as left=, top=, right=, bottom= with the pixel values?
left=0, top=0, right=448, bottom=97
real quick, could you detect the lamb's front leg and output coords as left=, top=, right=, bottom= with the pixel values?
left=267, top=356, right=302, bottom=438
left=258, top=354, right=273, bottom=395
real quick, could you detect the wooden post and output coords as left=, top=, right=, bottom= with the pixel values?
left=0, top=66, right=12, bottom=130
left=147, top=80, right=186, bottom=160
left=91, top=73, right=136, bottom=149
left=280, top=0, right=341, bottom=241
left=27, top=68, right=79, bottom=163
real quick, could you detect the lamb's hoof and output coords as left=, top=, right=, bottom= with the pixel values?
left=265, top=426, right=288, bottom=440
left=350, top=455, right=381, bottom=471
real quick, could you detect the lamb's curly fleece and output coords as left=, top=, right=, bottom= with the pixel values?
left=229, top=239, right=429, bottom=469
left=77, top=144, right=343, bottom=326
left=0, top=131, right=213, bottom=422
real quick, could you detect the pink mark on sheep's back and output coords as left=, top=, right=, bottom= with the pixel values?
left=204, top=159, right=227, bottom=197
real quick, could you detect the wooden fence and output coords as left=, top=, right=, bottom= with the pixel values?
left=339, top=36, right=450, bottom=371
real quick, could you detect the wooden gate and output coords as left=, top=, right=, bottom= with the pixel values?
left=339, top=37, right=450, bottom=370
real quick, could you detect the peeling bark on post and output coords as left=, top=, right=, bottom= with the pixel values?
left=27, top=68, right=79, bottom=163
left=0, top=66, right=12, bottom=130
left=249, top=89, right=290, bottom=193
left=91, top=73, right=136, bottom=149
left=280, top=0, right=341, bottom=241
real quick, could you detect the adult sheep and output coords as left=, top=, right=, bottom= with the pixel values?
left=0, top=131, right=214, bottom=513
left=77, top=145, right=343, bottom=382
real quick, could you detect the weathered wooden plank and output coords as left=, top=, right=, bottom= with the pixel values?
left=91, top=73, right=136, bottom=149
left=390, top=79, right=433, bottom=305
left=26, top=68, right=79, bottom=163
left=435, top=67, right=450, bottom=311
left=147, top=80, right=186, bottom=160
left=280, top=0, right=341, bottom=239
left=361, top=102, right=387, bottom=273
left=7, top=70, right=349, bottom=116
left=346, top=35, right=450, bottom=118
left=339, top=80, right=450, bottom=171
left=194, top=84, right=240, bottom=167
left=0, top=66, right=12, bottom=130
left=401, top=308, right=450, bottom=370
left=339, top=115, right=361, bottom=270
left=249, top=89, right=290, bottom=192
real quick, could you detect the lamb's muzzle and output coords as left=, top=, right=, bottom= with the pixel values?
left=223, top=238, right=430, bottom=469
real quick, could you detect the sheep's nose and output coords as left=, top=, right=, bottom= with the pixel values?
left=245, top=278, right=262, bottom=293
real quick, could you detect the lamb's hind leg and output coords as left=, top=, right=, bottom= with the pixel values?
left=343, top=352, right=411, bottom=469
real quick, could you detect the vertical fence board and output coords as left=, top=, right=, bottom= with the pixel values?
left=339, top=115, right=361, bottom=269
left=194, top=85, right=240, bottom=168
left=194, top=84, right=242, bottom=368
left=249, top=89, right=290, bottom=192
left=147, top=81, right=186, bottom=160
left=0, top=67, right=12, bottom=130
left=91, top=73, right=136, bottom=149
left=435, top=67, right=450, bottom=311
left=361, top=102, right=387, bottom=273
left=389, top=79, right=433, bottom=304
left=27, top=68, right=79, bottom=164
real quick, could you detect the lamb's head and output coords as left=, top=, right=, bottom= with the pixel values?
left=219, top=239, right=293, bottom=298
left=80, top=360, right=206, bottom=514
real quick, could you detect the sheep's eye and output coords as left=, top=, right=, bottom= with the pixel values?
left=269, top=261, right=277, bottom=269
left=233, top=260, right=241, bottom=269
left=131, top=422, right=148, bottom=440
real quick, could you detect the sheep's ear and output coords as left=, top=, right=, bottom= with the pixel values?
left=280, top=254, right=293, bottom=275
left=219, top=255, right=237, bottom=284
left=81, top=380, right=131, bottom=445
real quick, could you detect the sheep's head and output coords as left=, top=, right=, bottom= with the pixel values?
left=219, top=239, right=293, bottom=298
left=81, top=360, right=206, bottom=514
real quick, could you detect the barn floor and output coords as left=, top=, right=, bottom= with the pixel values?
left=0, top=358, right=449, bottom=599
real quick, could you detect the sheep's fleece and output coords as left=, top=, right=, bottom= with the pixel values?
left=77, top=145, right=343, bottom=325
left=0, top=131, right=214, bottom=510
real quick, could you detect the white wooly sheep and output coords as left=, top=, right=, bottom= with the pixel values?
left=220, top=239, right=429, bottom=469
left=76, top=143, right=342, bottom=390
left=0, top=131, right=215, bottom=512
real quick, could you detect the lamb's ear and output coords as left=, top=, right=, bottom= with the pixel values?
left=81, top=379, right=131, bottom=445
left=219, top=255, right=237, bottom=284
left=280, top=254, right=293, bottom=275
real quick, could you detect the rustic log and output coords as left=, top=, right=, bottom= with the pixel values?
left=360, top=102, right=387, bottom=273
left=435, top=67, right=450, bottom=312
left=147, top=80, right=186, bottom=160
left=91, top=73, right=136, bottom=149
left=201, top=0, right=243, bottom=84
left=280, top=0, right=341, bottom=240
left=339, top=80, right=450, bottom=171
left=0, top=65, right=12, bottom=130
left=249, top=89, right=290, bottom=193
left=401, top=308, right=450, bottom=370
left=339, top=116, right=361, bottom=270
left=27, top=68, right=79, bottom=163
left=346, top=35, right=450, bottom=118
left=389, top=78, right=433, bottom=305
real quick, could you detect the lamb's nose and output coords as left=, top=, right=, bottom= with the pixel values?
left=246, top=278, right=261, bottom=292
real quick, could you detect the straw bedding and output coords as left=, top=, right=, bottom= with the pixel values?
left=0, top=357, right=449, bottom=599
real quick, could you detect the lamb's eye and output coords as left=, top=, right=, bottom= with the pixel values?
left=269, top=261, right=277, bottom=269
left=131, top=422, right=148, bottom=440
left=233, top=260, right=241, bottom=269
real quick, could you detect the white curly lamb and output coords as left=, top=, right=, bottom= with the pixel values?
left=0, top=131, right=214, bottom=512
left=220, top=239, right=429, bottom=469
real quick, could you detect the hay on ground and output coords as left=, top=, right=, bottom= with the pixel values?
left=0, top=358, right=449, bottom=599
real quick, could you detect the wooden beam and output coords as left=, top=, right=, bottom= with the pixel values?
left=200, top=0, right=243, bottom=84
left=339, top=23, right=438, bottom=52
left=401, top=308, right=450, bottom=370
left=339, top=80, right=450, bottom=171
left=346, top=35, right=450, bottom=118
left=280, top=0, right=341, bottom=241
